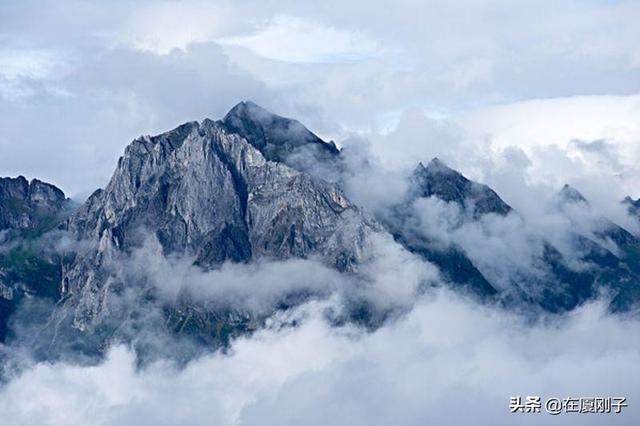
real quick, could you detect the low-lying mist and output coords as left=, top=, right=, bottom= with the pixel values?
left=1, top=287, right=638, bottom=426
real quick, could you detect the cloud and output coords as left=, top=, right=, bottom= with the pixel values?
left=119, top=236, right=345, bottom=313
left=342, top=94, right=640, bottom=242
left=119, top=1, right=246, bottom=54
left=1, top=291, right=638, bottom=426
left=1, top=0, right=640, bottom=198
left=100, top=229, right=437, bottom=316
left=453, top=95, right=640, bottom=231
left=220, top=15, right=380, bottom=64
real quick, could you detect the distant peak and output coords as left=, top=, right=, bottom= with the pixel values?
left=558, top=184, right=588, bottom=205
left=0, top=175, right=66, bottom=205
left=410, top=158, right=511, bottom=217
left=623, top=195, right=640, bottom=216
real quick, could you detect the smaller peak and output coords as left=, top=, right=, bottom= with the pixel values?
left=412, top=158, right=460, bottom=182
left=233, top=100, right=259, bottom=108
left=28, top=178, right=66, bottom=203
left=623, top=195, right=640, bottom=216
left=239, top=100, right=260, bottom=108
left=200, top=118, right=220, bottom=128
left=558, top=184, right=588, bottom=205
left=2, top=175, right=28, bottom=184
left=224, top=100, right=273, bottom=122
left=429, top=157, right=444, bottom=166
left=424, top=157, right=455, bottom=174
left=29, top=177, right=63, bottom=192
left=0, top=175, right=29, bottom=190
left=29, top=177, right=47, bottom=187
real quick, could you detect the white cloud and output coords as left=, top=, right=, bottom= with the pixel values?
left=1, top=292, right=638, bottom=425
left=455, top=94, right=640, bottom=223
left=459, top=94, right=640, bottom=156
left=0, top=49, right=67, bottom=81
left=119, top=1, right=242, bottom=54
left=0, top=0, right=639, bottom=196
left=219, top=15, right=380, bottom=64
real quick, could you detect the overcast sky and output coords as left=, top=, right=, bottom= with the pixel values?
left=1, top=0, right=639, bottom=203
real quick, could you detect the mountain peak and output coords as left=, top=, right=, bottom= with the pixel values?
left=62, top=112, right=376, bottom=332
left=411, top=159, right=511, bottom=217
left=0, top=176, right=68, bottom=231
left=222, top=101, right=339, bottom=173
left=414, top=157, right=455, bottom=177
left=623, top=195, right=640, bottom=217
left=224, top=101, right=272, bottom=124
left=558, top=184, right=589, bottom=205
left=426, top=157, right=448, bottom=169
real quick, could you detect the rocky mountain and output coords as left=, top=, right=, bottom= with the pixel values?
left=554, top=185, right=640, bottom=310
left=564, top=186, right=638, bottom=245
left=59, top=113, right=378, bottom=342
left=381, top=160, right=640, bottom=313
left=2, top=101, right=640, bottom=358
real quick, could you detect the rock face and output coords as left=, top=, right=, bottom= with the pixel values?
left=62, top=114, right=377, bottom=332
left=0, top=176, right=68, bottom=233
left=0, top=177, right=68, bottom=341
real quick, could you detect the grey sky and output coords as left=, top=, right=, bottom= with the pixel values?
left=1, top=0, right=639, bottom=197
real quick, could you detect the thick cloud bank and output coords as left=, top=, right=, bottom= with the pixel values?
left=0, top=291, right=638, bottom=426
